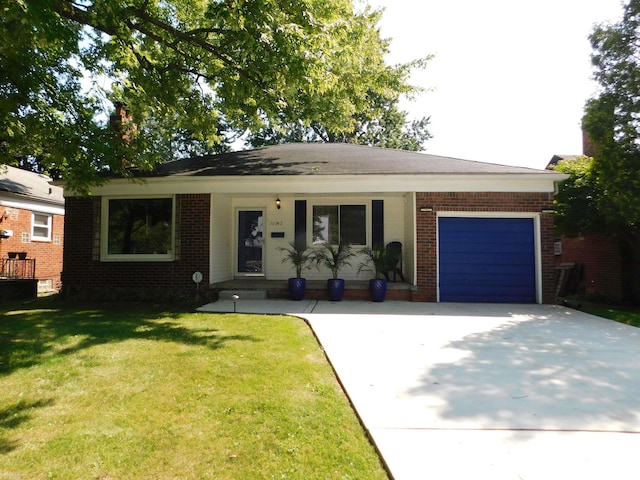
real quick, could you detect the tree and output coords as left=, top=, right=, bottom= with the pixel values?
left=247, top=89, right=432, bottom=151
left=0, top=0, right=428, bottom=193
left=583, top=0, right=640, bottom=226
left=552, top=155, right=618, bottom=236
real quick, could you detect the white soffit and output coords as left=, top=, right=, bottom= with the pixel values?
left=79, top=173, right=564, bottom=197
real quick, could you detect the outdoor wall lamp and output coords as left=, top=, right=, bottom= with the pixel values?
left=276, top=197, right=281, bottom=209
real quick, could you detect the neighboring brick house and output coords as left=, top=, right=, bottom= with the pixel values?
left=554, top=233, right=638, bottom=302
left=0, top=165, right=65, bottom=293
left=548, top=133, right=640, bottom=303
left=62, top=144, right=566, bottom=303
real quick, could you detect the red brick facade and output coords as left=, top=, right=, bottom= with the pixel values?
left=62, top=194, right=211, bottom=300
left=556, top=234, right=637, bottom=302
left=0, top=206, right=64, bottom=291
left=62, top=191, right=558, bottom=303
left=412, top=192, right=556, bottom=303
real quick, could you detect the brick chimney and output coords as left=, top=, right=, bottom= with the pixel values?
left=110, top=102, right=137, bottom=142
left=110, top=102, right=137, bottom=169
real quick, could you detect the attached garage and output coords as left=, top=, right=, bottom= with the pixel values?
left=438, top=216, right=537, bottom=303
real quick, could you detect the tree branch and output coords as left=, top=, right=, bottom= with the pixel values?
left=50, top=0, right=267, bottom=91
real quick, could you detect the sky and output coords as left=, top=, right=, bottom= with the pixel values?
left=365, top=0, right=625, bottom=169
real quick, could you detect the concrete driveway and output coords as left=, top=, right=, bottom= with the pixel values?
left=200, top=300, right=640, bottom=479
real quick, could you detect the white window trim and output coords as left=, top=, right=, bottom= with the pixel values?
left=100, top=195, right=176, bottom=262
left=31, top=211, right=52, bottom=242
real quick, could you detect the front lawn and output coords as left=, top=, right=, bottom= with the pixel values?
left=0, top=299, right=388, bottom=479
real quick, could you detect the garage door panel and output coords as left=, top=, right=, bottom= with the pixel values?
left=438, top=217, right=536, bottom=303
left=441, top=244, right=533, bottom=255
left=442, top=288, right=535, bottom=303
left=441, top=270, right=535, bottom=283
left=440, top=252, right=533, bottom=269
left=443, top=233, right=533, bottom=248
left=440, top=266, right=535, bottom=285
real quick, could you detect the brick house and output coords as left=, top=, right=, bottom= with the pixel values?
left=0, top=165, right=65, bottom=293
left=554, top=233, right=638, bottom=302
left=61, top=144, right=566, bottom=303
left=548, top=132, right=640, bottom=303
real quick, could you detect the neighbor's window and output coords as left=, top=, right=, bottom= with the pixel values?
left=103, top=197, right=174, bottom=260
left=31, top=212, right=52, bottom=241
left=312, top=204, right=366, bottom=245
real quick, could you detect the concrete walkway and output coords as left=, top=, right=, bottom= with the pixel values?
left=198, top=300, right=640, bottom=479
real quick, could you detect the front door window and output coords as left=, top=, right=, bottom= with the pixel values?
left=238, top=210, right=263, bottom=274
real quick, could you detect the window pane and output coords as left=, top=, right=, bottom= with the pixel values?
left=33, top=226, right=49, bottom=238
left=312, top=205, right=339, bottom=245
left=340, top=205, right=366, bottom=245
left=32, top=213, right=51, bottom=240
left=33, top=213, right=49, bottom=227
left=312, top=206, right=338, bottom=244
left=238, top=210, right=263, bottom=273
left=108, top=198, right=173, bottom=255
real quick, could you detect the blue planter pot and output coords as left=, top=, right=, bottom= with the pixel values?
left=369, top=278, right=387, bottom=302
left=288, top=277, right=306, bottom=301
left=327, top=278, right=345, bottom=301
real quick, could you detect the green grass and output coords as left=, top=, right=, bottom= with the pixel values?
left=0, top=298, right=389, bottom=479
left=580, top=302, right=640, bottom=328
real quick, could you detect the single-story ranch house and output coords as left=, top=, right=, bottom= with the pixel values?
left=61, top=143, right=567, bottom=303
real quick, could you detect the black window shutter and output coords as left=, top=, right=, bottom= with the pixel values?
left=294, top=200, right=307, bottom=246
left=372, top=200, right=384, bottom=248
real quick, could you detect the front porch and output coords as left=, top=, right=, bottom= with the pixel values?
left=0, top=257, right=38, bottom=301
left=210, top=279, right=414, bottom=302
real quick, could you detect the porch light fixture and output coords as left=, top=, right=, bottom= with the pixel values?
left=276, top=197, right=281, bottom=209
left=419, top=206, right=433, bottom=212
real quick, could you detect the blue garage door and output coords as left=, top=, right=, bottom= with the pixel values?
left=438, top=217, right=536, bottom=303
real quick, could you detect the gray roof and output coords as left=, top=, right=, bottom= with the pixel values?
left=133, top=143, right=555, bottom=177
left=0, top=165, right=64, bottom=206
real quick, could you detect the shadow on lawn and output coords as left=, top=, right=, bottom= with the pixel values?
left=0, top=297, right=258, bottom=376
left=0, top=398, right=55, bottom=453
left=0, top=298, right=259, bottom=454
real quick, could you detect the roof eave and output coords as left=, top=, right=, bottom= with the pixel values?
left=71, top=172, right=566, bottom=197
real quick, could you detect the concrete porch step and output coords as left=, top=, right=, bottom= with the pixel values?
left=218, top=289, right=267, bottom=300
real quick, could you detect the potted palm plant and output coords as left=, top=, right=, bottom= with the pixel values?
left=277, top=240, right=313, bottom=300
left=314, top=242, right=355, bottom=301
left=358, top=244, right=389, bottom=302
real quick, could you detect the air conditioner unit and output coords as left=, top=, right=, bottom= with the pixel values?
left=0, top=229, right=13, bottom=238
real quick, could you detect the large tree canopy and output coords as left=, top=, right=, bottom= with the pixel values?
left=0, top=0, right=427, bottom=192
left=247, top=93, right=432, bottom=151
left=552, top=155, right=622, bottom=236
left=582, top=0, right=640, bottom=226
left=552, top=0, right=640, bottom=301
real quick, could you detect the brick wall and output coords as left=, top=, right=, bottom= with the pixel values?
left=557, top=234, right=624, bottom=301
left=62, top=194, right=211, bottom=300
left=0, top=206, right=64, bottom=291
left=413, top=192, right=556, bottom=303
